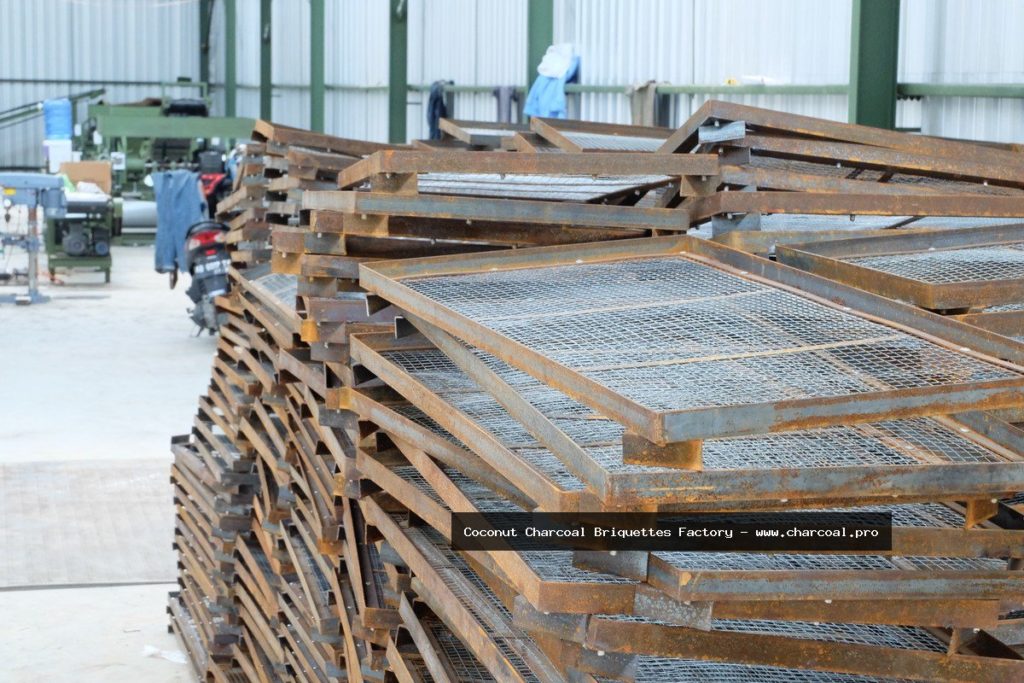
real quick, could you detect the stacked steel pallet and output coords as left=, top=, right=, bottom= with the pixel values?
left=171, top=105, right=1024, bottom=682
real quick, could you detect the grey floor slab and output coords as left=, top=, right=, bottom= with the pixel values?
left=0, top=458, right=175, bottom=588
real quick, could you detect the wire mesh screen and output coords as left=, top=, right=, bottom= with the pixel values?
left=400, top=255, right=1021, bottom=415
left=609, top=657, right=917, bottom=682
left=847, top=243, right=1024, bottom=284
left=253, top=272, right=298, bottom=306
left=380, top=346, right=1007, bottom=476
left=562, top=130, right=666, bottom=152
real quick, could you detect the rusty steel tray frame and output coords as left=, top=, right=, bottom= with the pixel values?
left=706, top=130, right=1024, bottom=191
left=955, top=307, right=1024, bottom=340
left=354, top=400, right=1014, bottom=630
left=361, top=464, right=1024, bottom=682
left=438, top=118, right=529, bottom=148
left=530, top=117, right=672, bottom=153
left=358, top=236, right=1024, bottom=454
left=711, top=227, right=947, bottom=259
left=685, top=190, right=1024, bottom=224
left=252, top=119, right=405, bottom=157
left=658, top=100, right=1024, bottom=171
left=359, top=495, right=566, bottom=683
left=349, top=329, right=1024, bottom=510
left=511, top=598, right=1024, bottom=683
left=777, top=224, right=1024, bottom=311
left=304, top=190, right=690, bottom=232
left=355, top=425, right=1024, bottom=621
left=336, top=150, right=719, bottom=191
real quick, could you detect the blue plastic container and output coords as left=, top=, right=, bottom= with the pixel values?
left=43, top=98, right=73, bottom=140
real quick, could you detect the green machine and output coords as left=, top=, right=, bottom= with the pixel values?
left=75, top=92, right=254, bottom=200
left=44, top=192, right=122, bottom=283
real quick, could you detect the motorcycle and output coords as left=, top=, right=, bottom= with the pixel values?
left=153, top=149, right=239, bottom=335
left=181, top=219, right=230, bottom=334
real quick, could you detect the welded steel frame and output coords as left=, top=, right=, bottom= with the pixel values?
left=359, top=495, right=565, bottom=683
left=514, top=600, right=1024, bottom=683
left=531, top=117, right=671, bottom=153
left=349, top=328, right=1024, bottom=510
left=658, top=100, right=1024, bottom=172
left=304, top=191, right=690, bottom=232
left=686, top=191, right=1024, bottom=223
left=358, top=236, right=1024, bottom=450
left=711, top=132, right=1024, bottom=190
left=336, top=150, right=719, bottom=191
left=776, top=224, right=1024, bottom=310
left=355, top=426, right=1024, bottom=621
left=360, top=449, right=1024, bottom=681
left=438, top=119, right=529, bottom=148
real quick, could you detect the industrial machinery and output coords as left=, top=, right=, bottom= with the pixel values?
left=76, top=96, right=253, bottom=200
left=0, top=173, right=66, bottom=305
left=44, top=191, right=121, bottom=283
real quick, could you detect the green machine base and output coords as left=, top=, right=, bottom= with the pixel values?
left=47, top=255, right=112, bottom=283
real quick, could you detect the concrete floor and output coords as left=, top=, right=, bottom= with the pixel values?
left=0, top=246, right=216, bottom=681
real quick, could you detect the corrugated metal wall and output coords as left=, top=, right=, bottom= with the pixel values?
left=899, top=0, right=1024, bottom=141
left=0, top=0, right=199, bottom=168
left=4, top=0, right=1024, bottom=167
left=554, top=0, right=851, bottom=126
left=406, top=0, right=527, bottom=140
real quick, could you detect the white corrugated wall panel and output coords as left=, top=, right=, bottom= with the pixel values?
left=5, top=0, right=1024, bottom=163
left=214, top=0, right=387, bottom=139
left=268, top=0, right=311, bottom=128
left=325, top=0, right=389, bottom=141
left=900, top=0, right=1024, bottom=142
left=1, top=0, right=199, bottom=167
left=406, top=0, right=527, bottom=140
left=554, top=0, right=850, bottom=126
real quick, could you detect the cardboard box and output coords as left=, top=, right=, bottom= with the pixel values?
left=59, top=160, right=112, bottom=195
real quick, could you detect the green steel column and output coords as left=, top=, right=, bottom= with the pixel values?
left=526, top=0, right=554, bottom=87
left=224, top=0, right=237, bottom=116
left=388, top=0, right=408, bottom=143
left=199, top=0, right=212, bottom=85
left=849, top=0, right=900, bottom=128
left=260, top=0, right=272, bottom=120
left=310, top=0, right=325, bottom=132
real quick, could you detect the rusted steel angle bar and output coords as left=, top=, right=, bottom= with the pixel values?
left=358, top=236, right=1024, bottom=446
left=577, top=616, right=1023, bottom=683
left=302, top=210, right=646, bottom=246
left=359, top=433, right=1024, bottom=614
left=252, top=119, right=406, bottom=156
left=532, top=117, right=671, bottom=153
left=360, top=495, right=565, bottom=683
left=723, top=133, right=1024, bottom=188
left=338, top=151, right=719, bottom=189
left=304, top=191, right=690, bottom=231
left=720, top=165, right=978, bottom=196
left=711, top=227, right=945, bottom=259
left=658, top=100, right=1024, bottom=171
left=955, top=308, right=1024, bottom=338
left=349, top=330, right=1024, bottom=509
left=689, top=191, right=1024, bottom=221
left=438, top=118, right=529, bottom=146
left=776, top=224, right=1024, bottom=310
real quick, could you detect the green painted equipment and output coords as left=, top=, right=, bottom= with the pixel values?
left=76, top=97, right=253, bottom=200
left=44, top=193, right=122, bottom=284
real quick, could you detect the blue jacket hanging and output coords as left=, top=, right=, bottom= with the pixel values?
left=153, top=170, right=207, bottom=273
left=524, top=46, right=580, bottom=119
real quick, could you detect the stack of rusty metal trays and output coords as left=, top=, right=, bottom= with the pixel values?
left=353, top=234, right=1024, bottom=681
left=168, top=107, right=1024, bottom=682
